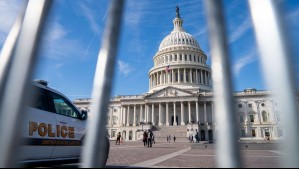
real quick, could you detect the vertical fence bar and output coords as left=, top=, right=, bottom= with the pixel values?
left=0, top=0, right=52, bottom=167
left=81, top=0, right=124, bottom=168
left=248, top=0, right=299, bottom=167
left=0, top=0, right=28, bottom=98
left=204, top=0, right=241, bottom=168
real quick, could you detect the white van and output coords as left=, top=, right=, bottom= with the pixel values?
left=19, top=80, right=109, bottom=166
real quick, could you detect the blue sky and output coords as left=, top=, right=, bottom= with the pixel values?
left=0, top=0, right=299, bottom=101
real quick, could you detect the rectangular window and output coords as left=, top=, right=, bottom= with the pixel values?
left=50, top=92, right=79, bottom=118
left=250, top=115, right=254, bottom=122
left=252, top=129, right=256, bottom=137
left=240, top=115, right=244, bottom=123
left=113, top=116, right=118, bottom=124
left=248, top=104, right=252, bottom=108
left=238, top=104, right=242, bottom=108
left=241, top=130, right=245, bottom=137
left=111, top=129, right=116, bottom=138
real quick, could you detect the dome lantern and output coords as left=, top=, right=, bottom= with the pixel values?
left=173, top=6, right=184, bottom=32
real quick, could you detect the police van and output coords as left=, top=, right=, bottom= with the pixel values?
left=19, top=80, right=109, bottom=166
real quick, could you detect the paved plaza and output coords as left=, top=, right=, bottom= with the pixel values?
left=106, top=141, right=282, bottom=168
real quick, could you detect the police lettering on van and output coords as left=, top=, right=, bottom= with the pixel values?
left=19, top=80, right=109, bottom=165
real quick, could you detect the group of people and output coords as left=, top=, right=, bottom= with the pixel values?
left=188, top=133, right=200, bottom=143
left=143, top=130, right=155, bottom=147
left=166, top=135, right=176, bottom=142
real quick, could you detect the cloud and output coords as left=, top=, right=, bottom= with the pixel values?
left=118, top=60, right=133, bottom=76
left=77, top=1, right=102, bottom=34
left=40, top=20, right=84, bottom=60
left=193, top=27, right=207, bottom=38
left=229, top=18, right=252, bottom=44
left=233, top=50, right=257, bottom=76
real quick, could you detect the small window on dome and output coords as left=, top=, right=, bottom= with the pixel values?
left=189, top=55, right=192, bottom=61
left=185, top=54, right=187, bottom=61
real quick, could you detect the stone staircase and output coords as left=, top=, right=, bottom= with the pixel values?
left=152, top=125, right=188, bottom=142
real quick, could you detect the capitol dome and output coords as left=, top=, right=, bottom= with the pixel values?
left=159, top=30, right=200, bottom=51
left=148, top=6, right=213, bottom=93
left=158, top=8, right=201, bottom=51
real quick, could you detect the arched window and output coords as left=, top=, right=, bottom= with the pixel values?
left=262, top=111, right=268, bottom=122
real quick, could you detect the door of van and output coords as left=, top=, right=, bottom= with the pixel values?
left=20, top=86, right=57, bottom=161
left=47, top=91, right=86, bottom=158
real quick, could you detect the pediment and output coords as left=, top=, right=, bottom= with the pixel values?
left=146, top=87, right=194, bottom=99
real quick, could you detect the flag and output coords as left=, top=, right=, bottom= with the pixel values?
left=165, top=64, right=170, bottom=72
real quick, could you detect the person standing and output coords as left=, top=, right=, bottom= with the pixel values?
left=143, top=131, right=148, bottom=146
left=148, top=130, right=153, bottom=147
left=116, top=132, right=121, bottom=145
left=173, top=136, right=176, bottom=142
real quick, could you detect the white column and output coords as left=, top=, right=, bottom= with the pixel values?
left=190, top=69, right=193, bottom=83
left=140, top=105, right=143, bottom=123
left=159, top=72, right=163, bottom=85
left=188, top=102, right=191, bottom=123
left=172, top=69, right=174, bottom=84
left=173, top=102, right=177, bottom=125
left=123, top=107, right=126, bottom=125
left=119, top=106, right=123, bottom=126
left=184, top=69, right=186, bottom=83
left=196, top=69, right=198, bottom=84
left=145, top=104, right=148, bottom=123
left=205, top=71, right=207, bottom=85
left=204, top=102, right=208, bottom=125
left=168, top=71, right=171, bottom=84
left=181, top=102, right=185, bottom=125
left=196, top=101, right=199, bottom=123
left=178, top=69, right=181, bottom=83
left=109, top=107, right=113, bottom=126
left=201, top=70, right=203, bottom=84
left=166, top=103, right=169, bottom=126
left=133, top=105, right=136, bottom=126
left=159, top=103, right=162, bottom=126
left=152, top=104, right=155, bottom=125
left=127, top=106, right=130, bottom=126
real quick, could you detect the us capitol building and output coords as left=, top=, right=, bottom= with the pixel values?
left=74, top=7, right=284, bottom=142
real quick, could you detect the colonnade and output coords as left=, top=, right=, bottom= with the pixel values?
left=149, top=68, right=211, bottom=88
left=109, top=101, right=214, bottom=127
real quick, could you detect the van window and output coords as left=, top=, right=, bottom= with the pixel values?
left=29, top=86, right=51, bottom=112
left=48, top=91, right=79, bottom=118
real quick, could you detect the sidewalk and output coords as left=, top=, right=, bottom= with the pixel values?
left=106, top=141, right=281, bottom=168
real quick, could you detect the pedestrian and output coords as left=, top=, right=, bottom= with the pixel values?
left=167, top=136, right=169, bottom=142
left=143, top=131, right=148, bottom=146
left=173, top=136, right=176, bottom=142
left=147, top=130, right=153, bottom=147
left=116, top=132, right=121, bottom=145
left=152, top=134, right=155, bottom=144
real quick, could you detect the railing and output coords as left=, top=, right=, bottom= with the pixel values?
left=0, top=0, right=298, bottom=168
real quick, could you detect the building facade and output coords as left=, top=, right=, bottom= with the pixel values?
left=74, top=8, right=285, bottom=142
